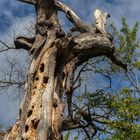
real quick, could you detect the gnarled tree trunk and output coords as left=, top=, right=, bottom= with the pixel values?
left=2, top=0, right=126, bottom=139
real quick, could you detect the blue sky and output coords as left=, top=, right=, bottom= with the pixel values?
left=0, top=0, right=140, bottom=128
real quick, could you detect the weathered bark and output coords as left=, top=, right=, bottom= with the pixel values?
left=14, top=37, right=35, bottom=50
left=55, top=1, right=95, bottom=33
left=3, top=0, right=127, bottom=140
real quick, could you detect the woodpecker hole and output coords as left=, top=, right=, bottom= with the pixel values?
left=27, top=110, right=32, bottom=118
left=43, top=76, right=49, bottom=84
left=31, top=119, right=39, bottom=129
left=34, top=86, right=37, bottom=89
left=40, top=63, right=45, bottom=73
left=25, top=125, right=29, bottom=133
left=35, top=77, right=39, bottom=81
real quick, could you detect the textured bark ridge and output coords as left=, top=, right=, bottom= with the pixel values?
left=2, top=0, right=127, bottom=140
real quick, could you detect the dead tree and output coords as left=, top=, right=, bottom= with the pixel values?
left=2, top=0, right=126, bottom=139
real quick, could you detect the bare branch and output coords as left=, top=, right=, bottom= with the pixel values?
left=0, top=40, right=15, bottom=52
left=132, top=70, right=139, bottom=87
left=74, top=62, right=88, bottom=85
left=101, top=73, right=112, bottom=88
left=0, top=80, right=25, bottom=88
left=73, top=82, right=81, bottom=91
left=62, top=118, right=89, bottom=131
left=107, top=55, right=127, bottom=71
left=55, top=1, right=95, bottom=33
left=0, top=53, right=27, bottom=91
left=82, top=127, right=91, bottom=140
left=126, top=72, right=140, bottom=95
left=0, top=40, right=10, bottom=48
left=17, top=0, right=36, bottom=5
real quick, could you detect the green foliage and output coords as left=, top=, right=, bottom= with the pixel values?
left=104, top=18, right=140, bottom=139
left=133, top=61, right=140, bottom=69
left=63, top=131, right=79, bottom=140
left=106, top=88, right=140, bottom=140
left=64, top=131, right=70, bottom=140
left=73, top=135, right=79, bottom=140
left=112, top=17, right=139, bottom=63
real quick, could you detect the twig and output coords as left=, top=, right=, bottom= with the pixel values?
left=0, top=40, right=15, bottom=53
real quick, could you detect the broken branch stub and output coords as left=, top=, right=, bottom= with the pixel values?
left=14, top=37, right=35, bottom=50
left=93, top=9, right=110, bottom=34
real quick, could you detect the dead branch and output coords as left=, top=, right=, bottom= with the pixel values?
left=17, top=0, right=36, bottom=5
left=14, top=37, right=35, bottom=50
left=68, top=33, right=127, bottom=71
left=55, top=1, right=95, bottom=33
